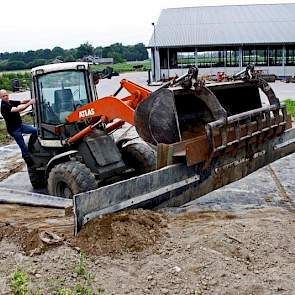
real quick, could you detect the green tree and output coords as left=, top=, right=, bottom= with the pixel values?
left=52, top=46, right=64, bottom=57
left=94, top=46, right=103, bottom=57
left=0, top=42, right=149, bottom=71
left=107, top=51, right=124, bottom=63
left=5, top=60, right=27, bottom=71
left=28, top=59, right=47, bottom=68
left=64, top=54, right=75, bottom=62
left=23, top=50, right=35, bottom=63
left=76, top=42, right=94, bottom=59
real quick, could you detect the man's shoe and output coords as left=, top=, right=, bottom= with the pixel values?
left=23, top=154, right=34, bottom=167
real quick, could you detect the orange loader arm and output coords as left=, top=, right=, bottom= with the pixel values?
left=65, top=79, right=151, bottom=143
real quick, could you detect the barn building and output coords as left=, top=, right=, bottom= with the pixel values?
left=148, top=3, right=295, bottom=81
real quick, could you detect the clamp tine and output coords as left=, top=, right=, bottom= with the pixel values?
left=257, top=111, right=263, bottom=132
left=234, top=120, right=241, bottom=142
left=220, top=125, right=227, bottom=148
left=265, top=111, right=271, bottom=127
left=246, top=114, right=252, bottom=136
left=206, top=124, right=215, bottom=154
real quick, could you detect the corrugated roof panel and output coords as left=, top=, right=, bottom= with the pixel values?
left=148, top=3, right=295, bottom=47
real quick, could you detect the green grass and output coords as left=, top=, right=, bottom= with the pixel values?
left=91, top=61, right=151, bottom=73
left=0, top=72, right=31, bottom=91
left=0, top=69, right=30, bottom=75
left=8, top=253, right=104, bottom=295
left=284, top=99, right=295, bottom=118
left=9, top=268, right=29, bottom=295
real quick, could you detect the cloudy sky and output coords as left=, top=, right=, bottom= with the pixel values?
left=1, top=0, right=294, bottom=52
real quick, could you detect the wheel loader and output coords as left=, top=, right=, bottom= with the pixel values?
left=27, top=62, right=295, bottom=234
left=28, top=62, right=156, bottom=197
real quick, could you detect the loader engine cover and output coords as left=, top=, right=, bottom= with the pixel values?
left=135, top=81, right=262, bottom=145
left=77, top=130, right=126, bottom=179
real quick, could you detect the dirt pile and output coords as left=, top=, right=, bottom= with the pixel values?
left=71, top=209, right=167, bottom=256
left=0, top=223, right=63, bottom=255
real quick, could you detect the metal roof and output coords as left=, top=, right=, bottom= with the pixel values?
left=31, top=62, right=90, bottom=76
left=148, top=3, right=295, bottom=48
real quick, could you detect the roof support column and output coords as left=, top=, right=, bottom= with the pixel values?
left=167, top=48, right=170, bottom=79
left=283, top=45, right=286, bottom=76
left=195, top=48, right=198, bottom=67
left=151, top=48, right=156, bottom=81
left=239, top=46, right=243, bottom=70
left=210, top=49, right=213, bottom=75
left=154, top=48, right=161, bottom=81
left=267, top=45, right=270, bottom=73
left=151, top=48, right=161, bottom=82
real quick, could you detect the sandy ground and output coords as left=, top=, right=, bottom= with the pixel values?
left=0, top=207, right=294, bottom=294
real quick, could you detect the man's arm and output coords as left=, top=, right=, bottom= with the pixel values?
left=20, top=99, right=31, bottom=104
left=11, top=99, right=35, bottom=113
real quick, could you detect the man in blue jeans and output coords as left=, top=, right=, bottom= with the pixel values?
left=0, top=89, right=37, bottom=166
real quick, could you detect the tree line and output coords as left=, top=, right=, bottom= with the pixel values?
left=0, top=42, right=148, bottom=71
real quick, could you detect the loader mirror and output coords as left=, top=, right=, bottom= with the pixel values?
left=92, top=72, right=100, bottom=84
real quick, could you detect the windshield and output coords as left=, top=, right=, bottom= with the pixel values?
left=38, top=70, right=89, bottom=124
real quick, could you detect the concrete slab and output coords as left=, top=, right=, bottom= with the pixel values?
left=0, top=170, right=35, bottom=192
left=0, top=187, right=72, bottom=208
left=181, top=153, right=295, bottom=213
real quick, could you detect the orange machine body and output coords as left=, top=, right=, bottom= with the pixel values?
left=65, top=79, right=151, bottom=143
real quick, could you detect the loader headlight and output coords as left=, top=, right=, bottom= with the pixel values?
left=36, top=69, right=44, bottom=75
left=77, top=65, right=86, bottom=70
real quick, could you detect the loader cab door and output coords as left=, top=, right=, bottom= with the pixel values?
left=35, top=70, right=92, bottom=139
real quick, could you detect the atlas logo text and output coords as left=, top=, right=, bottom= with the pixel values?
left=79, top=108, right=95, bottom=118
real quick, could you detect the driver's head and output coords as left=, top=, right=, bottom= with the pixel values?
left=0, top=89, right=9, bottom=102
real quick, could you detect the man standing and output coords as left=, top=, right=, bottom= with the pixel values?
left=0, top=89, right=37, bottom=165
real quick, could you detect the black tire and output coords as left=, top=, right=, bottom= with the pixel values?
left=47, top=161, right=97, bottom=198
left=28, top=167, right=46, bottom=189
left=121, top=143, right=156, bottom=174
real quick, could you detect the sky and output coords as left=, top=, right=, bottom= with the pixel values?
left=1, top=0, right=295, bottom=53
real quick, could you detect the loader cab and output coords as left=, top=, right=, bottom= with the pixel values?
left=31, top=62, right=97, bottom=140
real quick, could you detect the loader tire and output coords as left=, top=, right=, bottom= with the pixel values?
left=122, top=143, right=156, bottom=174
left=28, top=167, right=46, bottom=189
left=47, top=161, right=97, bottom=198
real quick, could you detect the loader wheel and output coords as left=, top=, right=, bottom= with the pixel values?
left=47, top=161, right=97, bottom=198
left=122, top=143, right=156, bottom=174
left=28, top=167, right=46, bottom=189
